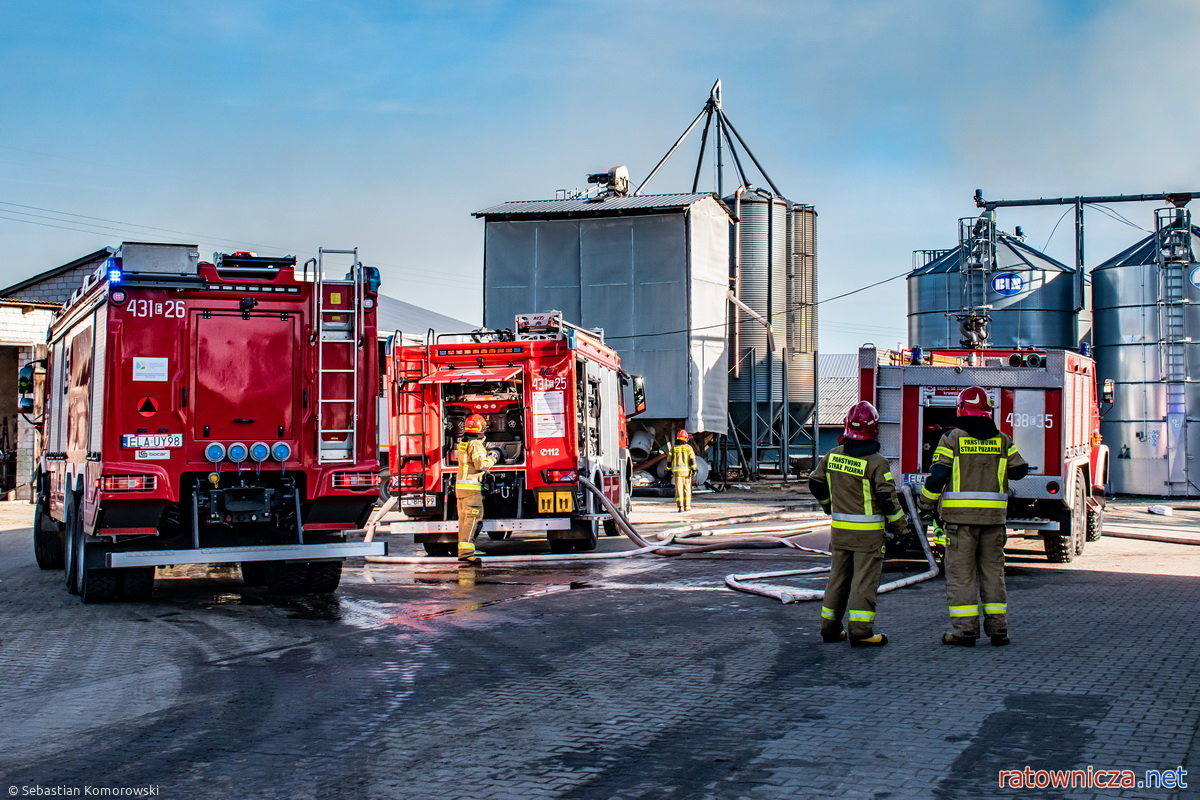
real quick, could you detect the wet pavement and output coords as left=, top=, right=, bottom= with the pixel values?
left=0, top=492, right=1198, bottom=799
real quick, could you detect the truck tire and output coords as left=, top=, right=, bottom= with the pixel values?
left=551, top=519, right=598, bottom=553
left=423, top=542, right=456, bottom=557
left=119, top=568, right=155, bottom=601
left=1045, top=470, right=1085, bottom=563
left=64, top=495, right=82, bottom=594
left=78, top=563, right=120, bottom=604
left=265, top=562, right=311, bottom=594
left=307, top=562, right=342, bottom=593
left=1086, top=506, right=1104, bottom=542
left=33, top=499, right=65, bottom=570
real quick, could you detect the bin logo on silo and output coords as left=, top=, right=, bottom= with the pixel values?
left=991, top=272, right=1024, bottom=296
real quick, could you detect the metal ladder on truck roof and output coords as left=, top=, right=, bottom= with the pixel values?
left=314, top=247, right=364, bottom=464
left=392, top=332, right=430, bottom=472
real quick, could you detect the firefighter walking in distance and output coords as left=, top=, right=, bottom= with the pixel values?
left=809, top=401, right=911, bottom=647
left=918, top=386, right=1029, bottom=647
left=456, top=413, right=496, bottom=563
left=671, top=429, right=697, bottom=512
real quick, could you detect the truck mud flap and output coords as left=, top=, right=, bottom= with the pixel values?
left=389, top=518, right=573, bottom=535
left=105, top=541, right=387, bottom=569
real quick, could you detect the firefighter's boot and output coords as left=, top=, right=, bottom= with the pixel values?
left=821, top=628, right=847, bottom=644
left=457, top=542, right=480, bottom=564
left=941, top=633, right=977, bottom=647
left=990, top=631, right=1011, bottom=647
left=850, top=633, right=889, bottom=648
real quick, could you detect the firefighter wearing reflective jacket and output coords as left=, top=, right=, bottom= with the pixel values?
left=918, top=386, right=1029, bottom=647
left=456, top=414, right=496, bottom=563
left=809, top=401, right=910, bottom=647
left=671, top=430, right=697, bottom=512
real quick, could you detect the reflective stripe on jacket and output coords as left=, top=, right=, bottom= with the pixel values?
left=920, top=429, right=1027, bottom=525
left=809, top=445, right=904, bottom=552
left=671, top=443, right=696, bottom=475
left=456, top=437, right=495, bottom=491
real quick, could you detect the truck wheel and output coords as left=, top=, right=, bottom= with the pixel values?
left=306, top=562, right=342, bottom=593
left=487, top=531, right=511, bottom=541
left=77, top=546, right=120, bottom=604
left=265, top=562, right=310, bottom=594
left=1071, top=472, right=1087, bottom=556
left=119, top=568, right=155, bottom=601
left=240, top=562, right=269, bottom=585
left=1086, top=507, right=1104, bottom=542
left=1045, top=471, right=1085, bottom=563
left=603, top=517, right=622, bottom=537
left=423, top=542, right=456, bottom=557
left=33, top=499, right=65, bottom=570
left=570, top=519, right=599, bottom=552
left=1044, top=532, right=1074, bottom=563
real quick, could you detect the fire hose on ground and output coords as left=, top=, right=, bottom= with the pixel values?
left=363, top=479, right=942, bottom=602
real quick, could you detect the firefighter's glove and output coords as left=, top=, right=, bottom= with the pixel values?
left=917, top=506, right=937, bottom=522
left=819, top=503, right=831, bottom=516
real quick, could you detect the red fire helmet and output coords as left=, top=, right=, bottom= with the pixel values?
left=843, top=401, right=879, bottom=441
left=957, top=386, right=994, bottom=417
left=464, top=413, right=487, bottom=434
left=676, top=429, right=690, bottom=441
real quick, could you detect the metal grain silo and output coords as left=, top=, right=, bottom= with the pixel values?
left=908, top=229, right=1082, bottom=350
left=728, top=190, right=788, bottom=407
left=1093, top=207, right=1200, bottom=496
left=786, top=204, right=817, bottom=413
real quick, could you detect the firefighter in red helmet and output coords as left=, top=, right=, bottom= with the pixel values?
left=918, top=386, right=1028, bottom=646
left=455, top=413, right=496, bottom=563
left=809, top=400, right=911, bottom=647
left=671, top=429, right=697, bottom=512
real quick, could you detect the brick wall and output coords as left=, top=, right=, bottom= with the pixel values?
left=3, top=260, right=103, bottom=305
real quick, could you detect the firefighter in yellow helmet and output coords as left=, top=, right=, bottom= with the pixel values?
left=809, top=400, right=911, bottom=647
left=671, top=429, right=697, bottom=512
left=455, top=413, right=496, bottom=563
left=918, top=386, right=1028, bottom=646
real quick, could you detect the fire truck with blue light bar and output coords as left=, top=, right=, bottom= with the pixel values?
left=385, top=310, right=645, bottom=554
left=859, top=344, right=1110, bottom=563
left=18, top=242, right=387, bottom=602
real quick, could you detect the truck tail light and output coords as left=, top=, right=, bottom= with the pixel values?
left=542, top=469, right=577, bottom=484
left=99, top=475, right=157, bottom=492
left=397, top=473, right=422, bottom=489
left=333, top=472, right=381, bottom=489
left=1047, top=481, right=1060, bottom=495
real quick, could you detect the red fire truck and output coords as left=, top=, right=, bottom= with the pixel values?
left=385, top=311, right=645, bottom=554
left=859, top=345, right=1110, bottom=562
left=19, top=243, right=386, bottom=602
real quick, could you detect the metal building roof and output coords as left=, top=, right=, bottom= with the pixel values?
left=909, top=233, right=1071, bottom=276
left=817, top=353, right=860, bottom=425
left=376, top=294, right=477, bottom=338
left=473, top=192, right=734, bottom=221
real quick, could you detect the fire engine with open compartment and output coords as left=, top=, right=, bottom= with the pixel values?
left=859, top=344, right=1109, bottom=562
left=385, top=311, right=645, bottom=554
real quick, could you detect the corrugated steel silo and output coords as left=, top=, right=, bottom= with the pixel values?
left=1093, top=207, right=1200, bottom=496
left=908, top=232, right=1082, bottom=350
left=728, top=191, right=788, bottom=405
left=787, top=204, right=817, bottom=410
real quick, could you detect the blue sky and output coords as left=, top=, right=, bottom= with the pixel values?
left=2, top=0, right=1198, bottom=352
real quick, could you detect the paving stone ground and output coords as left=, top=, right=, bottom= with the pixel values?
left=0, top=493, right=1197, bottom=800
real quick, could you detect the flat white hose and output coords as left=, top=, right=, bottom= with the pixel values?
left=723, top=484, right=940, bottom=603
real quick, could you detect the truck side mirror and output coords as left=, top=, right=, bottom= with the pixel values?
left=1101, top=378, right=1115, bottom=405
left=17, top=397, right=33, bottom=414
left=17, top=363, right=35, bottom=395
left=631, top=375, right=647, bottom=417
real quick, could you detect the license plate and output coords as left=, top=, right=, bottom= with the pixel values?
left=903, top=473, right=927, bottom=486
left=401, top=495, right=437, bottom=508
left=123, top=434, right=182, bottom=448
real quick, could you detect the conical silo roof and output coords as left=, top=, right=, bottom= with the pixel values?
left=1093, top=223, right=1200, bottom=269
left=909, top=233, right=1072, bottom=276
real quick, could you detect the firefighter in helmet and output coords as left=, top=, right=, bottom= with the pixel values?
left=455, top=413, right=496, bottom=563
left=671, top=429, right=697, bottom=512
left=918, top=386, right=1029, bottom=646
left=809, top=400, right=911, bottom=647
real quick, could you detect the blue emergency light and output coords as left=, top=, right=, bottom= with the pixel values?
left=105, top=257, right=123, bottom=284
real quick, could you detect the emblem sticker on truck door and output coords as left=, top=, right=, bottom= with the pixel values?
left=132, top=358, right=168, bottom=381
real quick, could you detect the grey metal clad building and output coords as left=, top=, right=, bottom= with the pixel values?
left=474, top=193, right=733, bottom=434
left=908, top=232, right=1084, bottom=351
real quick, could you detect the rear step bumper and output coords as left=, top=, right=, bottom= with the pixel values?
left=391, top=518, right=573, bottom=535
left=1006, top=518, right=1061, bottom=531
left=106, top=541, right=387, bottom=568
